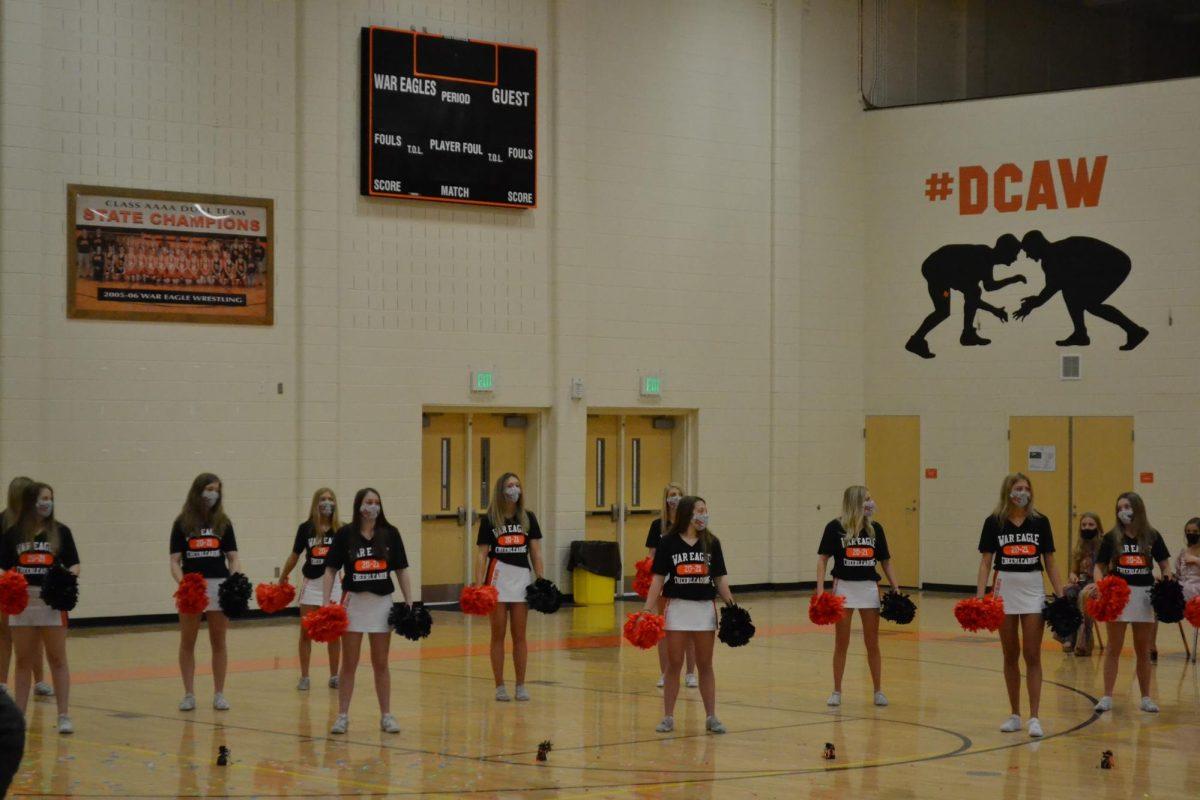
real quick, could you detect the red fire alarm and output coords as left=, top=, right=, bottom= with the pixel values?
left=925, top=468, right=938, bottom=479
left=1139, top=472, right=1154, bottom=484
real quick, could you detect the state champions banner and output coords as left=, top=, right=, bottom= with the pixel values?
left=67, top=185, right=274, bottom=325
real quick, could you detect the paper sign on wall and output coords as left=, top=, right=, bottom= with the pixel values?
left=1028, top=445, right=1056, bottom=472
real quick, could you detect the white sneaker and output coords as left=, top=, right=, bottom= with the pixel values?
left=297, top=677, right=310, bottom=691
left=1140, top=697, right=1159, bottom=713
left=874, top=691, right=889, bottom=707
left=178, top=693, right=196, bottom=712
left=213, top=693, right=230, bottom=711
left=494, top=685, right=511, bottom=702
left=328, top=675, right=340, bottom=689
left=34, top=681, right=54, bottom=697
left=655, top=716, right=674, bottom=733
left=380, top=713, right=400, bottom=733
left=514, top=685, right=530, bottom=702
left=705, top=715, right=726, bottom=734
left=330, top=714, right=349, bottom=734
left=656, top=674, right=665, bottom=688
left=1028, top=718, right=1044, bottom=738
left=685, top=673, right=699, bottom=688
left=1000, top=714, right=1022, bottom=733
left=826, top=691, right=841, bottom=707
left=57, top=714, right=74, bottom=735
left=1094, top=696, right=1112, bottom=713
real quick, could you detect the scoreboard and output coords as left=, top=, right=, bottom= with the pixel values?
left=360, top=27, right=537, bottom=208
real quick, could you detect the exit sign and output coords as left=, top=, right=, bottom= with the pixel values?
left=640, top=375, right=661, bottom=397
left=470, top=370, right=495, bottom=393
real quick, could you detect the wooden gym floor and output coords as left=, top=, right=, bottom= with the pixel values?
left=9, top=591, right=1200, bottom=799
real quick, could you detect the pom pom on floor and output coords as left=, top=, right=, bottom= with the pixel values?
left=389, top=601, right=433, bottom=641
left=526, top=578, right=564, bottom=614
left=633, top=557, right=654, bottom=599
left=40, top=566, right=79, bottom=612
left=174, top=573, right=209, bottom=615
left=459, top=584, right=499, bottom=616
left=1184, top=596, right=1200, bottom=628
left=0, top=570, right=29, bottom=615
left=954, top=594, right=1005, bottom=632
left=1086, top=575, right=1131, bottom=623
left=623, top=611, right=666, bottom=649
left=880, top=590, right=917, bottom=625
left=808, top=592, right=845, bottom=626
left=218, top=573, right=252, bottom=618
left=1042, top=594, right=1083, bottom=639
left=255, top=581, right=296, bottom=614
left=1150, top=576, right=1186, bottom=624
left=717, top=603, right=756, bottom=647
left=302, top=604, right=348, bottom=643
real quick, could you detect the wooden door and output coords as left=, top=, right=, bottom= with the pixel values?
left=865, top=416, right=920, bottom=587
left=1070, top=416, right=1134, bottom=554
left=585, top=416, right=619, bottom=542
left=421, top=414, right=466, bottom=599
left=623, top=416, right=674, bottom=578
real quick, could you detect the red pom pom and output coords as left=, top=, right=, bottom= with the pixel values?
left=954, top=594, right=1006, bottom=632
left=0, top=571, right=30, bottom=615
left=633, top=557, right=654, bottom=599
left=459, top=584, right=499, bottom=616
left=1086, top=575, right=1131, bottom=622
left=255, top=581, right=296, bottom=614
left=1185, top=596, right=1200, bottom=628
left=302, top=604, right=348, bottom=643
left=622, top=611, right=666, bottom=649
left=174, top=573, right=209, bottom=615
left=808, top=592, right=846, bottom=626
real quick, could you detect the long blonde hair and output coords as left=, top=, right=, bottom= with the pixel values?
left=308, top=487, right=341, bottom=533
left=992, top=472, right=1042, bottom=522
left=14, top=482, right=61, bottom=552
left=487, top=471, right=530, bottom=531
left=838, top=485, right=872, bottom=545
left=4, top=476, right=34, bottom=530
left=660, top=482, right=685, bottom=528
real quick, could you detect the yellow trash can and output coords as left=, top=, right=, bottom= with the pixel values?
left=572, top=569, right=616, bottom=606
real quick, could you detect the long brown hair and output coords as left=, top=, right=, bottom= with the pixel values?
left=1072, top=511, right=1102, bottom=572
left=308, top=487, right=341, bottom=533
left=487, top=472, right=529, bottom=531
left=175, top=472, right=231, bottom=537
left=992, top=472, right=1043, bottom=522
left=666, top=495, right=714, bottom=559
left=14, top=482, right=61, bottom=552
left=4, top=476, right=34, bottom=530
left=347, top=487, right=395, bottom=562
left=1109, top=491, right=1157, bottom=571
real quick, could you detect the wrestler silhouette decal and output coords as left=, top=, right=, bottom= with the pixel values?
left=905, top=231, right=1147, bottom=358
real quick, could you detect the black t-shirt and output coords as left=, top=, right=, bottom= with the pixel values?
left=645, top=518, right=666, bottom=550
left=326, top=524, right=408, bottom=595
left=292, top=521, right=336, bottom=580
left=651, top=534, right=728, bottom=601
left=818, top=520, right=891, bottom=582
left=1097, top=530, right=1170, bottom=587
left=0, top=526, right=80, bottom=587
left=978, top=514, right=1055, bottom=572
left=476, top=512, right=542, bottom=569
left=170, top=521, right=238, bottom=578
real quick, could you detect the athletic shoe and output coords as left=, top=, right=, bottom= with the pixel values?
left=874, top=691, right=889, bottom=707
left=178, top=693, right=196, bottom=712
left=1000, top=714, right=1022, bottom=733
left=826, top=691, right=841, bottom=707
left=34, top=682, right=54, bottom=697
left=656, top=674, right=665, bottom=688
left=514, top=685, right=530, bottom=702
left=685, top=673, right=698, bottom=689
left=330, top=714, right=349, bottom=734
left=495, top=685, right=511, bottom=702
left=655, top=716, right=674, bottom=733
left=328, top=675, right=339, bottom=689
left=213, top=693, right=230, bottom=711
left=57, top=714, right=74, bottom=735
left=1140, top=697, right=1159, bottom=713
left=706, top=716, right=726, bottom=734
left=297, top=677, right=311, bottom=691
left=1028, top=718, right=1044, bottom=738
left=380, top=713, right=400, bottom=733
left=1094, top=696, right=1112, bottom=713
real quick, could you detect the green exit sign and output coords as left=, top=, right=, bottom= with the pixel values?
left=471, top=371, right=494, bottom=393
left=640, top=375, right=661, bottom=396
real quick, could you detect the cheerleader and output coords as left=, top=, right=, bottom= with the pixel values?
left=641, top=496, right=734, bottom=734
left=815, top=485, right=899, bottom=708
left=976, top=473, right=1063, bottom=738
left=323, top=488, right=411, bottom=735
left=279, top=488, right=342, bottom=691
left=475, top=473, right=544, bottom=702
left=0, top=482, right=79, bottom=733
left=1176, top=517, right=1200, bottom=600
left=646, top=483, right=696, bottom=688
left=0, top=476, right=52, bottom=700
left=1093, top=492, right=1171, bottom=713
left=169, top=473, right=241, bottom=712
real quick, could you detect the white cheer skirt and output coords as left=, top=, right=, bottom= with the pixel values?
left=994, top=570, right=1045, bottom=616
left=664, top=598, right=717, bottom=632
left=343, top=591, right=393, bottom=634
left=1118, top=584, right=1154, bottom=624
left=8, top=593, right=66, bottom=628
left=299, top=577, right=342, bottom=607
left=833, top=579, right=881, bottom=610
left=488, top=560, right=532, bottom=604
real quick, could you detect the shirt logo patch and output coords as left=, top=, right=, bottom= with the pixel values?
left=845, top=546, right=875, bottom=559
left=189, top=537, right=220, bottom=550
left=676, top=563, right=709, bottom=577
left=1002, top=543, right=1038, bottom=557
left=497, top=533, right=526, bottom=548
left=311, top=546, right=330, bottom=558
left=1118, top=553, right=1148, bottom=568
left=18, top=552, right=53, bottom=567
left=354, top=558, right=388, bottom=573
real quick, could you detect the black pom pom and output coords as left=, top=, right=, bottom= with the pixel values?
left=526, top=578, right=564, bottom=614
left=389, top=602, right=433, bottom=641
left=1042, top=594, right=1083, bottom=639
left=1150, top=577, right=1186, bottom=623
left=880, top=591, right=917, bottom=625
left=40, top=566, right=79, bottom=612
left=717, top=603, right=756, bottom=647
left=217, top=573, right=252, bottom=618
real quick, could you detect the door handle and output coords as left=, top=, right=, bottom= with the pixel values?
left=609, top=504, right=619, bottom=522
left=623, top=503, right=630, bottom=521
left=456, top=506, right=467, bottom=526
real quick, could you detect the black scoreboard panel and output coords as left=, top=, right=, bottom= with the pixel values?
left=360, top=27, right=537, bottom=209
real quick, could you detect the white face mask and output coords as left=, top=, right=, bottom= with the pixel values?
left=202, top=490, right=220, bottom=509
left=863, top=500, right=877, bottom=517
left=318, top=500, right=335, bottom=516
left=1010, top=490, right=1031, bottom=508
left=692, top=513, right=709, bottom=531
left=1118, top=508, right=1134, bottom=525
left=36, top=499, right=54, bottom=518
left=504, top=486, right=521, bottom=503
left=360, top=504, right=380, bottom=521
left=666, top=495, right=681, bottom=509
